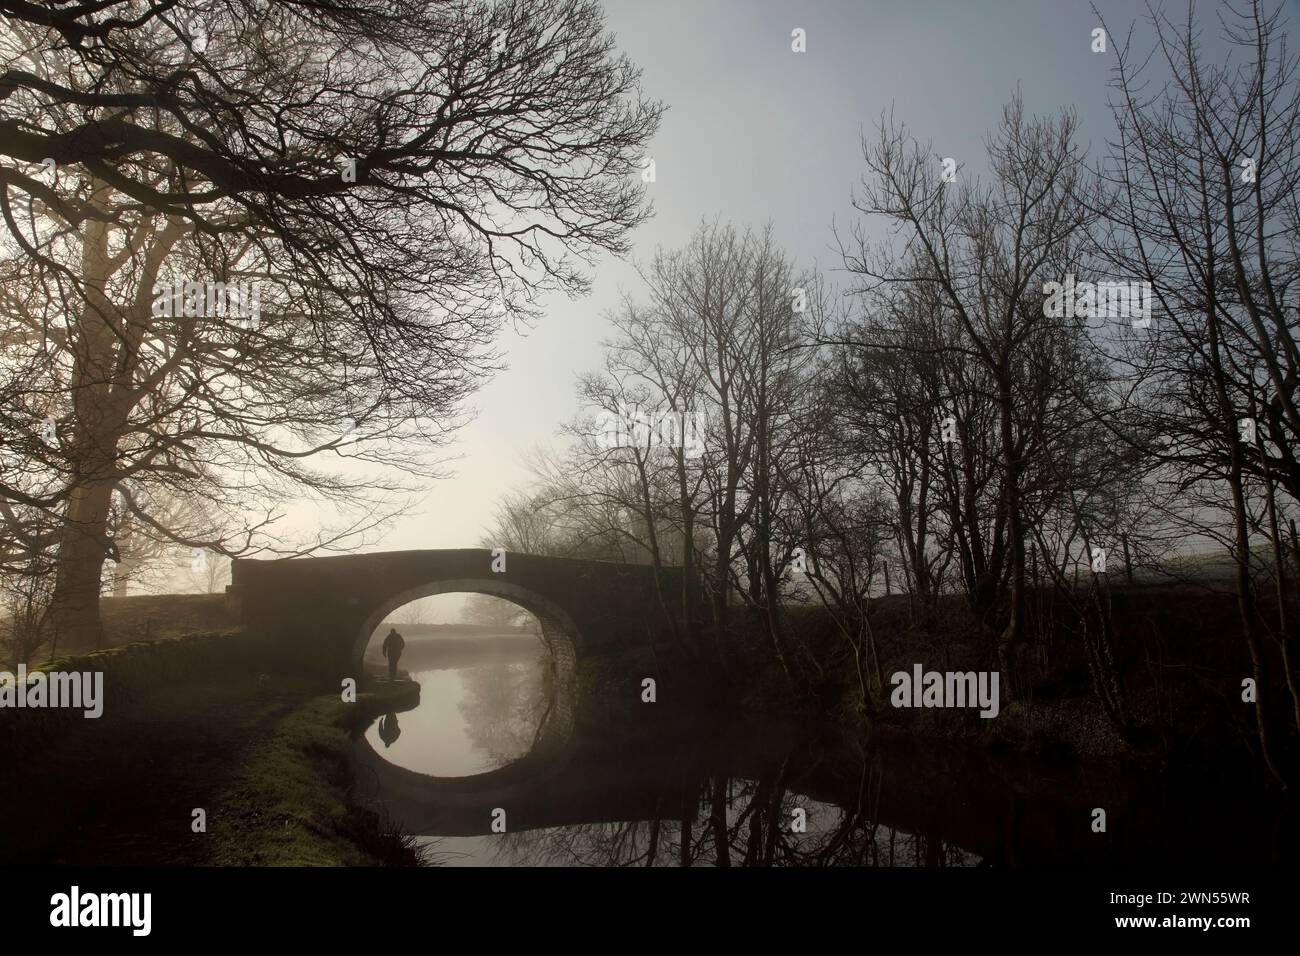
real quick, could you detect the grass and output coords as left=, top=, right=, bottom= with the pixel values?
left=98, top=592, right=240, bottom=647
left=203, top=688, right=423, bottom=866
left=17, top=592, right=243, bottom=667
left=0, top=664, right=422, bottom=866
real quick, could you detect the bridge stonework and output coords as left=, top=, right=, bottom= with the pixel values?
left=226, top=549, right=693, bottom=679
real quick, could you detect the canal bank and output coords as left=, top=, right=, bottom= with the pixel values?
left=0, top=633, right=423, bottom=866
left=571, top=583, right=1294, bottom=780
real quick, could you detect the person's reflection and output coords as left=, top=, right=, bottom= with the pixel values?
left=378, top=712, right=401, bottom=748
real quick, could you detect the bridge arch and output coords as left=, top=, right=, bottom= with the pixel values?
left=353, top=577, right=583, bottom=830
left=352, top=577, right=581, bottom=680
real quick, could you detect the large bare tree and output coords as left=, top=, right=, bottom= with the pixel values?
left=0, top=0, right=661, bottom=647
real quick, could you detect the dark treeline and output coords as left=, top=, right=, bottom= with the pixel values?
left=480, top=3, right=1300, bottom=788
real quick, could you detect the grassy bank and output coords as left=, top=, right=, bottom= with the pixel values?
left=97, top=592, right=241, bottom=648
left=574, top=583, right=1291, bottom=782
left=0, top=631, right=421, bottom=866
left=5, top=592, right=243, bottom=671
left=202, top=684, right=423, bottom=866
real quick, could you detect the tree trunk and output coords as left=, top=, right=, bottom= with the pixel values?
left=112, top=553, right=139, bottom=598
left=49, top=481, right=114, bottom=650
left=1226, top=464, right=1289, bottom=788
left=48, top=179, right=120, bottom=651
left=1254, top=430, right=1300, bottom=736
left=709, top=777, right=730, bottom=867
left=995, top=369, right=1026, bottom=692
left=711, top=526, right=733, bottom=658
left=1200, top=197, right=1290, bottom=787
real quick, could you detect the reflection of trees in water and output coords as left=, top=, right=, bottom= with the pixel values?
left=487, top=756, right=980, bottom=867
left=456, top=647, right=553, bottom=769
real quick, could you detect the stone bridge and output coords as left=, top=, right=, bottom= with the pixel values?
left=226, top=548, right=696, bottom=679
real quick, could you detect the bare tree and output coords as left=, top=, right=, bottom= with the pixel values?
left=845, top=97, right=1097, bottom=690
left=1098, top=0, right=1300, bottom=783
left=0, top=0, right=661, bottom=648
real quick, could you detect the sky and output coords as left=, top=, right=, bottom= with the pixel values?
left=333, top=0, right=1269, bottom=555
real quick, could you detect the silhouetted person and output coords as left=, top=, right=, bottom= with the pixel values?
left=378, top=712, right=401, bottom=748
left=382, top=627, right=405, bottom=681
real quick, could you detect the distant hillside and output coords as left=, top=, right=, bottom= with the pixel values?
left=1131, top=547, right=1277, bottom=585
left=375, top=621, right=538, bottom=639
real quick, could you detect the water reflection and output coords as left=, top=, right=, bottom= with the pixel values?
left=378, top=712, right=401, bottom=748
left=357, top=636, right=1295, bottom=868
left=360, top=661, right=990, bottom=867
left=447, top=781, right=982, bottom=867
left=361, top=638, right=550, bottom=777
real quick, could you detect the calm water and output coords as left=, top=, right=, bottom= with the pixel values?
left=356, top=632, right=1294, bottom=868
left=362, top=652, right=549, bottom=778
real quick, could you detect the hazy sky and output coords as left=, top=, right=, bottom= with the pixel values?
left=349, top=0, right=1269, bottom=554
